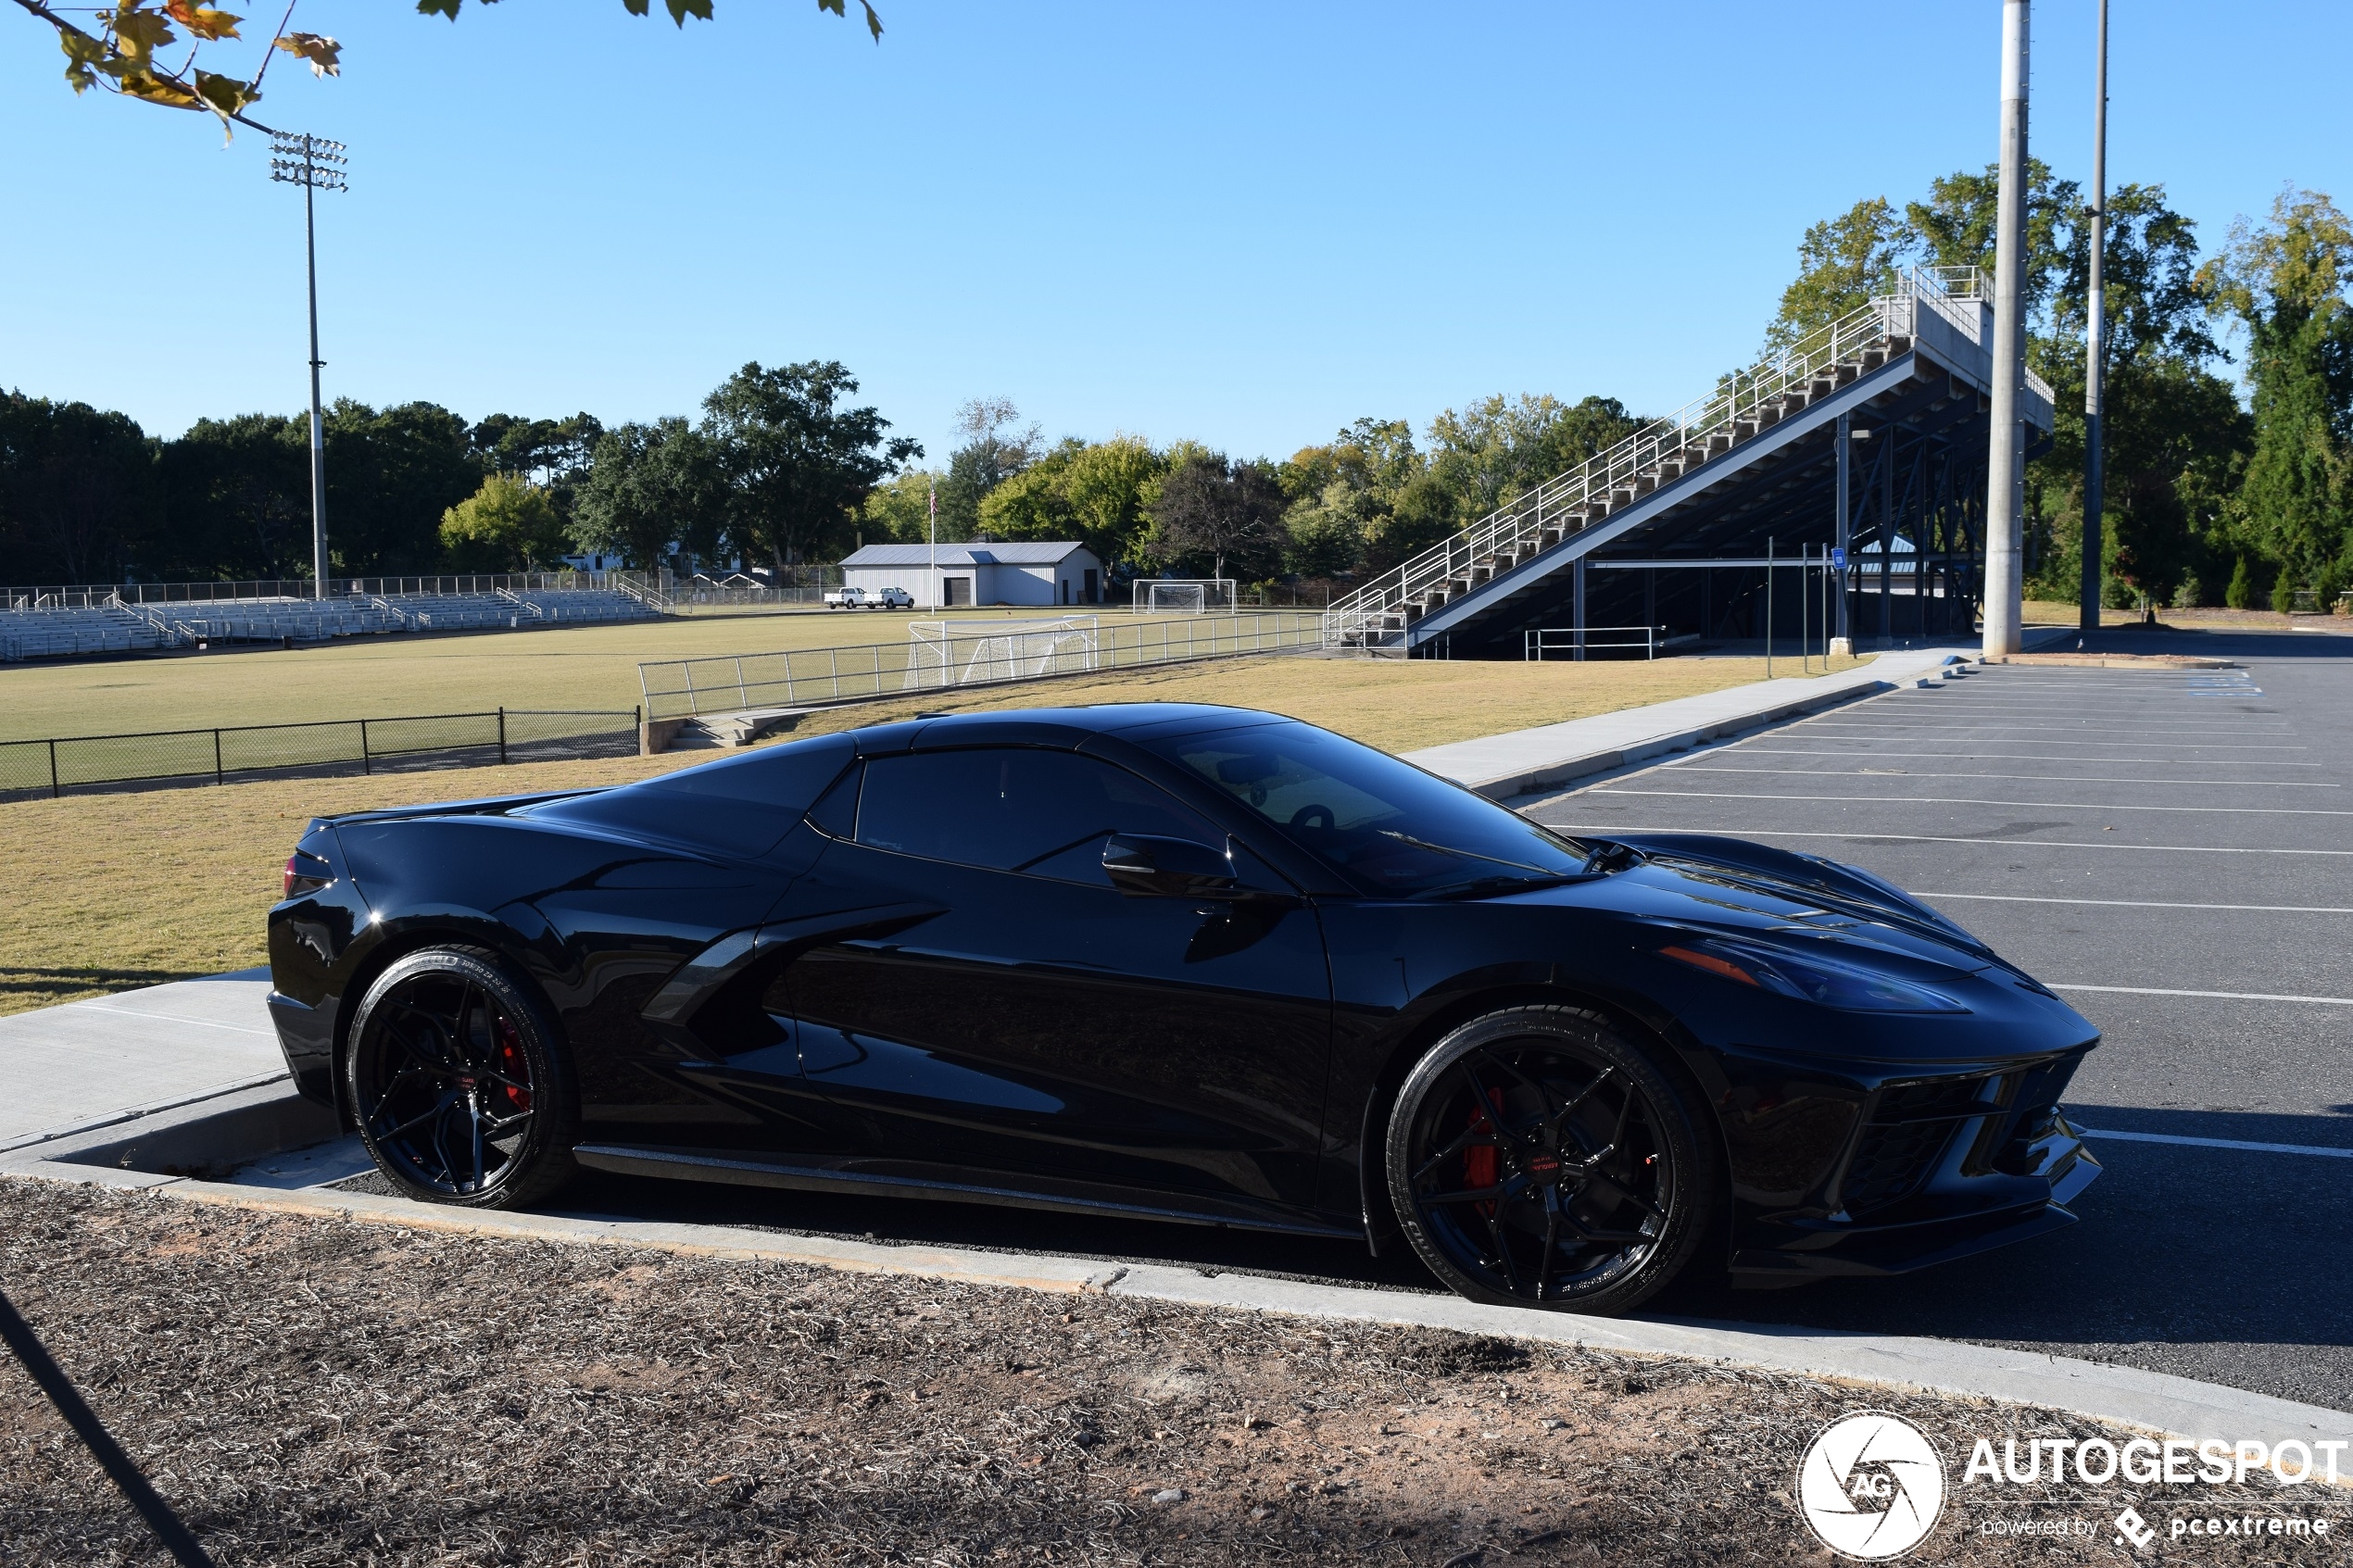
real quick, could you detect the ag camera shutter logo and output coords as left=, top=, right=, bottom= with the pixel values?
left=1797, top=1411, right=1947, bottom=1560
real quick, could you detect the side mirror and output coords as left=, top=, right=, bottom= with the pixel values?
left=1102, top=834, right=1239, bottom=898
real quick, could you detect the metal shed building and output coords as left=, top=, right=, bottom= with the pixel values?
left=837, top=542, right=1105, bottom=608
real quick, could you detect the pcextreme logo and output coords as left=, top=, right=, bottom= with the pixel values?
left=1797, top=1411, right=1947, bottom=1560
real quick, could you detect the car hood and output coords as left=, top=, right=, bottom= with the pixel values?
left=1567, top=834, right=2007, bottom=978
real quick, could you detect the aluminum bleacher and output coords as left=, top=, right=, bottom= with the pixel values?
left=0, top=579, right=661, bottom=662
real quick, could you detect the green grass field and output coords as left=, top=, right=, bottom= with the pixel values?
left=0, top=607, right=1126, bottom=741
left=0, top=646, right=1869, bottom=1017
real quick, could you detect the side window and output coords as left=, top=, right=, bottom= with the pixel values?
left=854, top=747, right=1226, bottom=885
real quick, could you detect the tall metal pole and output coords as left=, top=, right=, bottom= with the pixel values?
left=927, top=472, right=938, bottom=610
left=1982, top=0, right=2032, bottom=658
left=303, top=144, right=326, bottom=600
left=1833, top=412, right=1853, bottom=656
left=2079, top=0, right=2108, bottom=635
left=271, top=133, right=346, bottom=601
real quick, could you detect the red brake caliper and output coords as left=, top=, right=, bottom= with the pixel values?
left=1464, top=1088, right=1505, bottom=1215
left=497, top=1020, right=532, bottom=1113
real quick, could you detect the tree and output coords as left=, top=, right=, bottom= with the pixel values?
left=317, top=400, right=486, bottom=574
left=971, top=433, right=1165, bottom=567
left=858, top=467, right=942, bottom=546
left=1143, top=454, right=1286, bottom=583
left=439, top=471, right=565, bottom=571
left=18, top=0, right=875, bottom=137
left=700, top=361, right=920, bottom=573
left=935, top=396, right=1040, bottom=540
left=1766, top=198, right=1910, bottom=352
left=571, top=418, right=722, bottom=569
left=156, top=412, right=312, bottom=580
left=0, top=392, right=160, bottom=583
left=2198, top=189, right=2353, bottom=593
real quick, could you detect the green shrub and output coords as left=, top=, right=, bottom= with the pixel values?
left=2171, top=573, right=2204, bottom=609
left=2224, top=556, right=2255, bottom=609
left=2270, top=568, right=2298, bottom=614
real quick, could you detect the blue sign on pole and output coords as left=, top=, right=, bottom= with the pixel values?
left=1831, top=546, right=1848, bottom=571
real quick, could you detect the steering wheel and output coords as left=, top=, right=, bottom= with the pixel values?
left=1289, top=803, right=1336, bottom=832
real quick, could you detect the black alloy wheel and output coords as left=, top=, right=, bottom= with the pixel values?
left=346, top=947, right=577, bottom=1209
left=1385, top=1007, right=1718, bottom=1314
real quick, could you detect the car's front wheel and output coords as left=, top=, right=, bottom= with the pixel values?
left=1385, top=1006, right=1718, bottom=1314
left=345, top=947, right=578, bottom=1209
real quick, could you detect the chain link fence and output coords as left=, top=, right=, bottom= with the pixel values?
left=637, top=612, right=1328, bottom=721
left=1, top=709, right=640, bottom=802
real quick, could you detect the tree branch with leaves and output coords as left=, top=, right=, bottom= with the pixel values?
left=16, top=0, right=876, bottom=138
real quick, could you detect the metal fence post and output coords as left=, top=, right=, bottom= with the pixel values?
left=48, top=739, right=59, bottom=798
left=359, top=720, right=371, bottom=775
left=213, top=730, right=223, bottom=785
left=497, top=707, right=509, bottom=765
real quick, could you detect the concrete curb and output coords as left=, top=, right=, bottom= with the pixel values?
left=1456, top=673, right=1902, bottom=802
left=14, top=1161, right=2346, bottom=1461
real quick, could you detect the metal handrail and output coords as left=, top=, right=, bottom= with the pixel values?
left=1524, top=625, right=1661, bottom=661
left=1325, top=268, right=2047, bottom=649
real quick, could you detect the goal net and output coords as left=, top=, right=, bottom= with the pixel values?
left=901, top=617, right=1101, bottom=690
left=1131, top=578, right=1238, bottom=615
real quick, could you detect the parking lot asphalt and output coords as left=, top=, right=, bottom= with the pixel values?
left=1522, top=624, right=2353, bottom=1412
left=339, top=625, right=2350, bottom=1414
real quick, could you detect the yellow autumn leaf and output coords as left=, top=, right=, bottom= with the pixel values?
left=273, top=31, right=343, bottom=77
left=195, top=69, right=257, bottom=116
left=165, top=2, right=244, bottom=42
left=117, top=69, right=202, bottom=107
left=109, top=5, right=179, bottom=68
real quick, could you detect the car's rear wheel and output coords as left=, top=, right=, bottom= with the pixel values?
left=1385, top=1006, right=1718, bottom=1314
left=346, top=947, right=577, bottom=1209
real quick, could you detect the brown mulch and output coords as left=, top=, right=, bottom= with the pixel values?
left=0, top=1179, right=2337, bottom=1566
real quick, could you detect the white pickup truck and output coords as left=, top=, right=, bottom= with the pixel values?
left=824, top=585, right=915, bottom=610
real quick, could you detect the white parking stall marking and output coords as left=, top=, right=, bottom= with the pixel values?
left=1718, top=746, right=2325, bottom=767
left=1914, top=892, right=2353, bottom=914
left=1787, top=721, right=2299, bottom=742
left=1659, top=765, right=2337, bottom=789
left=1541, top=826, right=2353, bottom=857
left=2071, top=1128, right=2351, bottom=1159
left=1583, top=787, right=2353, bottom=817
left=2048, top=983, right=2353, bottom=1006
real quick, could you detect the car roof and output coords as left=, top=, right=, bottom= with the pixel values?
left=848, top=702, right=1294, bottom=756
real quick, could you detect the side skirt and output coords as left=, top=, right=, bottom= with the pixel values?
left=572, top=1144, right=1365, bottom=1241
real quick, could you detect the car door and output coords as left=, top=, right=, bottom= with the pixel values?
left=777, top=743, right=1335, bottom=1218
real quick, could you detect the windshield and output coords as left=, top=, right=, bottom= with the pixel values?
left=1143, top=721, right=1592, bottom=896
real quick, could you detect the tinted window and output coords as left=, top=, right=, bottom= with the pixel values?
left=855, top=747, right=1222, bottom=884
left=1142, top=722, right=1589, bottom=896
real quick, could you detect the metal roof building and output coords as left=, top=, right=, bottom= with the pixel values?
left=838, top=542, right=1104, bottom=608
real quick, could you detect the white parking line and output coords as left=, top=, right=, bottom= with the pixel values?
left=1587, top=786, right=2353, bottom=816
left=1662, top=765, right=2336, bottom=789
left=2074, top=1128, right=2353, bottom=1160
left=1541, top=825, right=2353, bottom=857
left=2049, top=983, right=2353, bottom=1006
left=1915, top=892, right=2353, bottom=914
left=1723, top=747, right=2324, bottom=767
left=1794, top=723, right=2302, bottom=745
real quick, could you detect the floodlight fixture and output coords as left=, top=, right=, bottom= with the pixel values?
left=268, top=133, right=350, bottom=598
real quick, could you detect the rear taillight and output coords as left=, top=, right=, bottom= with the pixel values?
left=283, top=852, right=331, bottom=899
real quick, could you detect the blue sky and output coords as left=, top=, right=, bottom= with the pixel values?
left=4, top=2, right=2347, bottom=462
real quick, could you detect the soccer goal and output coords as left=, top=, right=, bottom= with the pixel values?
left=1131, top=578, right=1239, bottom=615
left=901, top=617, right=1101, bottom=690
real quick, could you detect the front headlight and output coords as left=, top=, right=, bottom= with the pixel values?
left=1658, top=935, right=1969, bottom=1014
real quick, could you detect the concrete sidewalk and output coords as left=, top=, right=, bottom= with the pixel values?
left=0, top=970, right=283, bottom=1155
left=1407, top=645, right=1974, bottom=799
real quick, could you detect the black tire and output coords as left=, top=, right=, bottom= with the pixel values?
left=345, top=946, right=578, bottom=1209
left=1384, top=1006, right=1719, bottom=1315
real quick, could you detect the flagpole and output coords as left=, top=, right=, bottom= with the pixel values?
left=927, top=474, right=938, bottom=610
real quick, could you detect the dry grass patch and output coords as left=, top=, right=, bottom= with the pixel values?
left=783, top=651, right=1870, bottom=756
left=0, top=653, right=1866, bottom=1015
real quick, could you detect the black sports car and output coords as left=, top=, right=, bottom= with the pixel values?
left=267, top=703, right=2100, bottom=1314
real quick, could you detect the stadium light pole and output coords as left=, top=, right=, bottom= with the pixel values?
left=270, top=132, right=347, bottom=601
left=2080, top=0, right=2109, bottom=636
left=1982, top=0, right=2031, bottom=659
